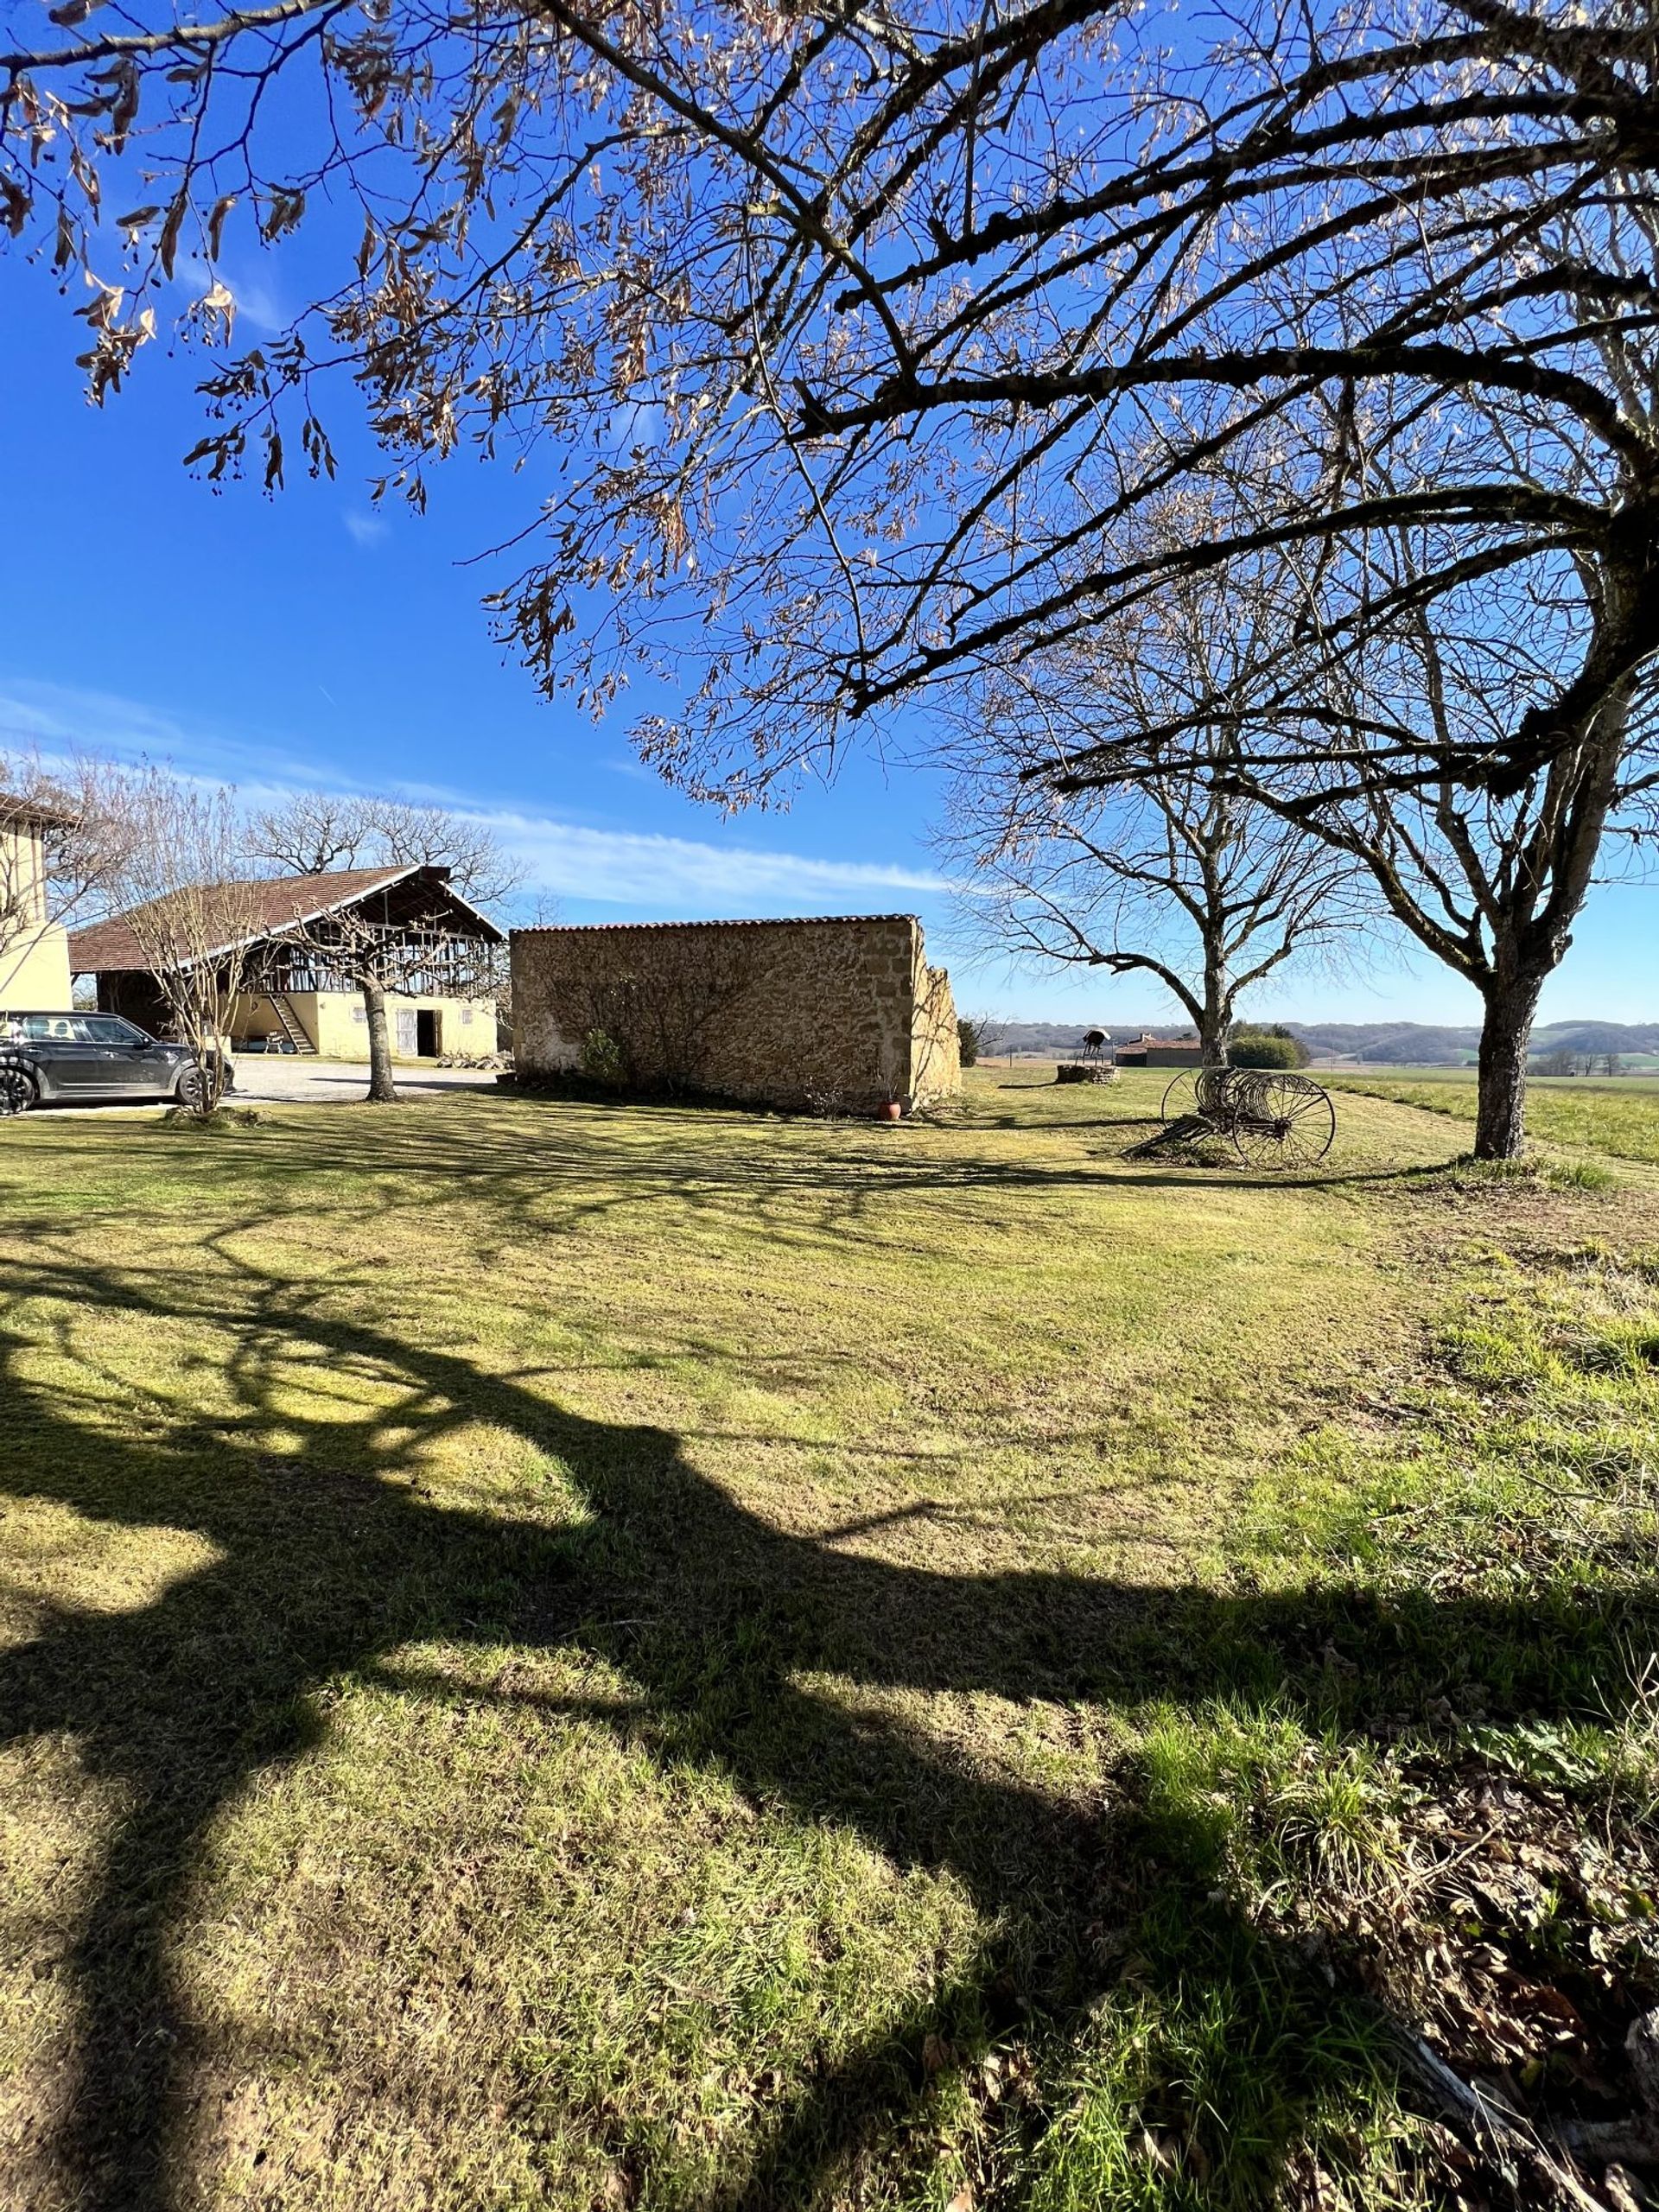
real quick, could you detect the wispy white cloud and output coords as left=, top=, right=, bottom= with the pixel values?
left=343, top=509, right=389, bottom=548
left=169, top=251, right=289, bottom=338
left=0, top=675, right=950, bottom=915
left=0, top=677, right=349, bottom=791
left=454, top=804, right=948, bottom=912
left=0, top=677, right=185, bottom=760
left=606, top=400, right=662, bottom=454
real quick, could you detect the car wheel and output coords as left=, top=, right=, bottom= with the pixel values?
left=175, top=1065, right=207, bottom=1111
left=0, top=1055, right=39, bottom=1117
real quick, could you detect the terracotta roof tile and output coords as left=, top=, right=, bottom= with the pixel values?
left=512, top=913, right=918, bottom=936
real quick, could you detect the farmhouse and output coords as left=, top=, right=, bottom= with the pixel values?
left=512, top=913, right=959, bottom=1114
left=0, top=794, right=74, bottom=1014
left=1112, top=1034, right=1205, bottom=1068
left=71, top=866, right=503, bottom=1057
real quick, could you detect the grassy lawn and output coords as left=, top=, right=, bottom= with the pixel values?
left=1325, top=1069, right=1659, bottom=1166
left=3, top=1071, right=1659, bottom=2209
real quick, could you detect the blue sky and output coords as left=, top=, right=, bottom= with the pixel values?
left=0, top=262, right=1651, bottom=1028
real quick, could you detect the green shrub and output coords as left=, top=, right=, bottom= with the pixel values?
left=578, top=1027, right=626, bottom=1086
left=957, top=1016, right=994, bottom=1067
left=1228, top=1027, right=1309, bottom=1070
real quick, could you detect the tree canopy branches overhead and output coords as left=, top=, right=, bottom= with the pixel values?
left=3, top=0, right=1656, bottom=800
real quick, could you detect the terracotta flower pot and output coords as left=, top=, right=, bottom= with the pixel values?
left=876, top=1098, right=904, bottom=1122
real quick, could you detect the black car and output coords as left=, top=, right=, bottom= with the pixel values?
left=0, top=1012, right=209, bottom=1114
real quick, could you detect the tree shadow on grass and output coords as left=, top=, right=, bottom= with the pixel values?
left=0, top=1250, right=1650, bottom=2209
left=7, top=1090, right=1458, bottom=1272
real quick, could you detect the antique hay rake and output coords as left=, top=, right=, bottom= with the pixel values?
left=1158, top=1064, right=1337, bottom=1169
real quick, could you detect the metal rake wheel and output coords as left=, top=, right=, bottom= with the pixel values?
left=1160, top=1069, right=1198, bottom=1122
left=1228, top=1071, right=1337, bottom=1168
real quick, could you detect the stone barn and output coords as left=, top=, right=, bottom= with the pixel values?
left=511, top=914, right=959, bottom=1115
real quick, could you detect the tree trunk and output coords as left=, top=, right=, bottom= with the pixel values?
left=360, top=976, right=400, bottom=1103
left=1199, top=944, right=1231, bottom=1065
left=1474, top=971, right=1546, bottom=1160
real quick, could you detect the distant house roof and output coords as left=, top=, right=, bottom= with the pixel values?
left=1113, top=1034, right=1203, bottom=1059
left=70, top=865, right=504, bottom=976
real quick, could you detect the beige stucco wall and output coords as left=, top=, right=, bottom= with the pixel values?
left=229, top=988, right=490, bottom=1058
left=0, top=817, right=72, bottom=1012
left=1, top=817, right=47, bottom=913
left=511, top=916, right=961, bottom=1112
left=0, top=921, right=73, bottom=1013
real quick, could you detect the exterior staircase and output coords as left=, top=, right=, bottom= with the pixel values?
left=266, top=990, right=316, bottom=1054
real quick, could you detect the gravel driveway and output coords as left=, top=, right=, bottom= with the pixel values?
left=20, top=1059, right=504, bottom=1118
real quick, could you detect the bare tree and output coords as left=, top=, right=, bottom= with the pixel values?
left=246, top=793, right=523, bottom=907
left=241, top=790, right=371, bottom=880
left=951, top=772, right=1358, bottom=1074
left=113, top=776, right=259, bottom=1116
left=1533, top=1047, right=1578, bottom=1077
left=276, top=889, right=501, bottom=1104
left=3, top=0, right=1656, bottom=817
left=1019, top=460, right=1659, bottom=1155
left=945, top=563, right=1366, bottom=1066
left=244, top=792, right=516, bottom=1103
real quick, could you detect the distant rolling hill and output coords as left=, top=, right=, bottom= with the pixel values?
left=975, top=1019, right=1659, bottom=1065
left=1294, top=1020, right=1659, bottom=1065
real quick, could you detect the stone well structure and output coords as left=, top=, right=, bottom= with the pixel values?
left=510, top=914, right=959, bottom=1114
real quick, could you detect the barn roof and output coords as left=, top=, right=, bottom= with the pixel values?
left=0, top=791, right=78, bottom=832
left=70, top=865, right=504, bottom=975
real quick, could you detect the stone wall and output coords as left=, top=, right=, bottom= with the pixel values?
left=511, top=915, right=961, bottom=1113
left=912, top=963, right=959, bottom=1105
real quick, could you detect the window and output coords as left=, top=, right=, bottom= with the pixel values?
left=352, top=1005, right=366, bottom=1024
left=20, top=1014, right=92, bottom=1043
left=85, top=1016, right=149, bottom=1045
